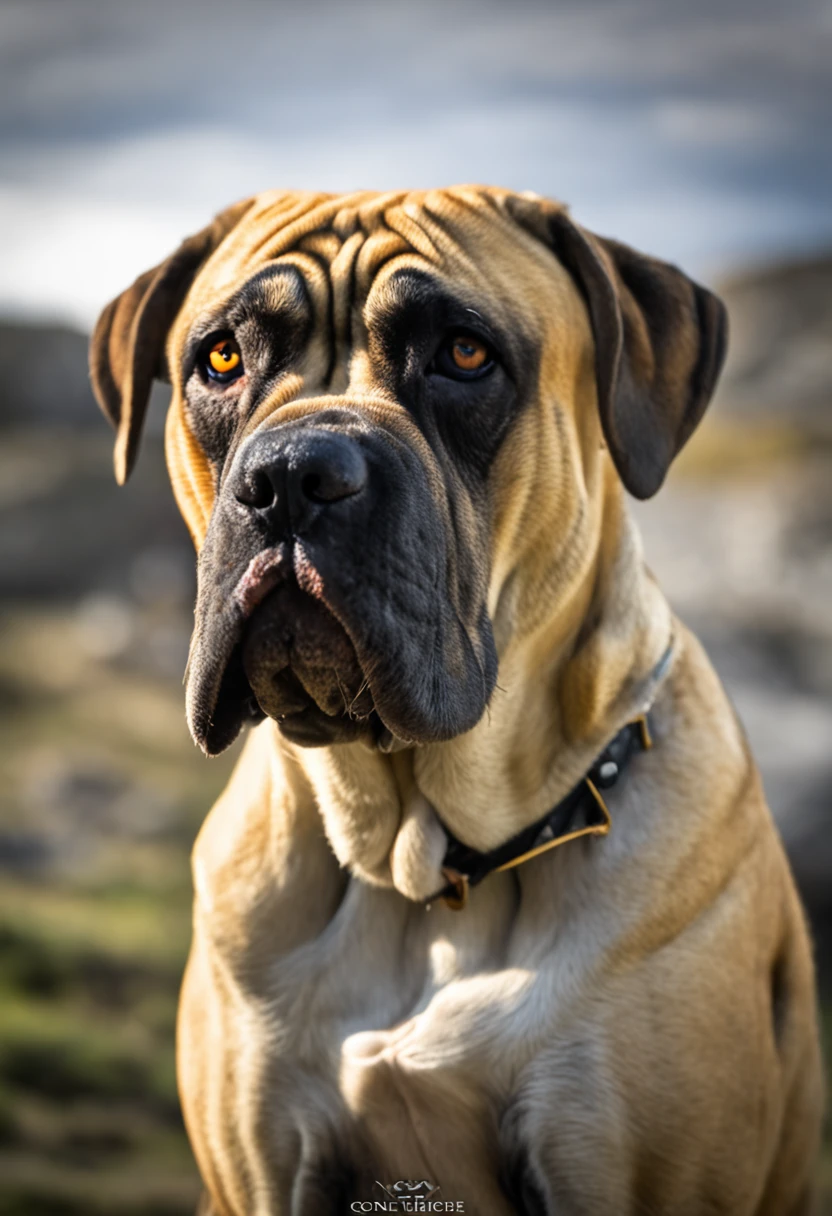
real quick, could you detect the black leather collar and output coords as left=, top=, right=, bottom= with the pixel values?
left=432, top=714, right=654, bottom=910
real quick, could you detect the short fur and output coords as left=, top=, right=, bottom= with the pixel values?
left=90, top=187, right=822, bottom=1215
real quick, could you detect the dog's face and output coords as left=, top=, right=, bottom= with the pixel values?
left=90, top=188, right=726, bottom=756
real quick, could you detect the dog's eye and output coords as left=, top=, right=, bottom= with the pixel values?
left=203, top=336, right=243, bottom=384
left=433, top=333, right=494, bottom=381
left=451, top=337, right=488, bottom=372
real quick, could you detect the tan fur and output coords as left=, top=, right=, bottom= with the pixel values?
left=97, top=188, right=822, bottom=1213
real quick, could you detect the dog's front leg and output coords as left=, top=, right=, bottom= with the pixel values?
left=179, top=721, right=353, bottom=1215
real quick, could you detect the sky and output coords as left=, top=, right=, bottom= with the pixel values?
left=1, top=0, right=831, bottom=330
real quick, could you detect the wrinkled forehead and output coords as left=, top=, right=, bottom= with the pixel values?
left=174, top=187, right=582, bottom=347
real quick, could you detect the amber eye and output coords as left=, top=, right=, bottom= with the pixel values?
left=205, top=337, right=243, bottom=382
left=451, top=336, right=488, bottom=371
left=433, top=332, right=495, bottom=381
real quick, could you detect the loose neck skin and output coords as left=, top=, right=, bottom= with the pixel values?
left=283, top=459, right=673, bottom=903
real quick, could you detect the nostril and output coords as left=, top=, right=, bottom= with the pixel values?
left=300, top=472, right=324, bottom=503
left=299, top=446, right=368, bottom=504
left=235, top=469, right=275, bottom=509
left=299, top=469, right=364, bottom=503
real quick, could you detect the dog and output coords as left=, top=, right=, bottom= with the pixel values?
left=90, top=187, right=823, bottom=1215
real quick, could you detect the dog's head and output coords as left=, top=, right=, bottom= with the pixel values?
left=90, top=188, right=726, bottom=757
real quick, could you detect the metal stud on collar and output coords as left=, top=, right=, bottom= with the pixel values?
left=597, top=760, right=619, bottom=787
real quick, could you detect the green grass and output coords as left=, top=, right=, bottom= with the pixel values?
left=0, top=876, right=198, bottom=1212
left=0, top=905, right=197, bottom=1214
left=0, top=602, right=237, bottom=1214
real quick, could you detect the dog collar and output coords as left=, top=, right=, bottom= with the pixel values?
left=432, top=713, right=654, bottom=911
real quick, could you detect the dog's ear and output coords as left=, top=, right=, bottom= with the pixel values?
left=548, top=210, right=728, bottom=499
left=89, top=198, right=254, bottom=485
left=506, top=196, right=728, bottom=499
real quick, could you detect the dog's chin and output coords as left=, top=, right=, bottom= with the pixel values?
left=240, top=582, right=375, bottom=747
left=191, top=580, right=386, bottom=754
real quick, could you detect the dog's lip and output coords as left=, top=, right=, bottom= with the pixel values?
left=233, top=544, right=292, bottom=619
left=189, top=538, right=409, bottom=755
left=186, top=545, right=292, bottom=755
left=188, top=539, right=378, bottom=754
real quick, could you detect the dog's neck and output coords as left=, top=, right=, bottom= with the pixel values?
left=275, top=471, right=672, bottom=901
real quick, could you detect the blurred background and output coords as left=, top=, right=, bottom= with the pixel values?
left=0, top=0, right=830, bottom=1211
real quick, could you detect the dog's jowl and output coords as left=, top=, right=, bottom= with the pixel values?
left=90, top=188, right=823, bottom=1215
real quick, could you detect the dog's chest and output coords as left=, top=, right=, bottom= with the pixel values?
left=238, top=877, right=578, bottom=1213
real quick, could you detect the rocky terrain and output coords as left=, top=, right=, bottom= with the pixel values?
left=0, top=250, right=830, bottom=1211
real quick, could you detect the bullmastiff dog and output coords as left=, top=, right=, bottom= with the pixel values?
left=90, top=187, right=823, bottom=1215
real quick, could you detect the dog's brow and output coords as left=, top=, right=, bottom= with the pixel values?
left=181, top=263, right=310, bottom=376
left=370, top=268, right=501, bottom=343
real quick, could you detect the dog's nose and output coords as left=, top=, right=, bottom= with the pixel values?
left=233, top=428, right=368, bottom=531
